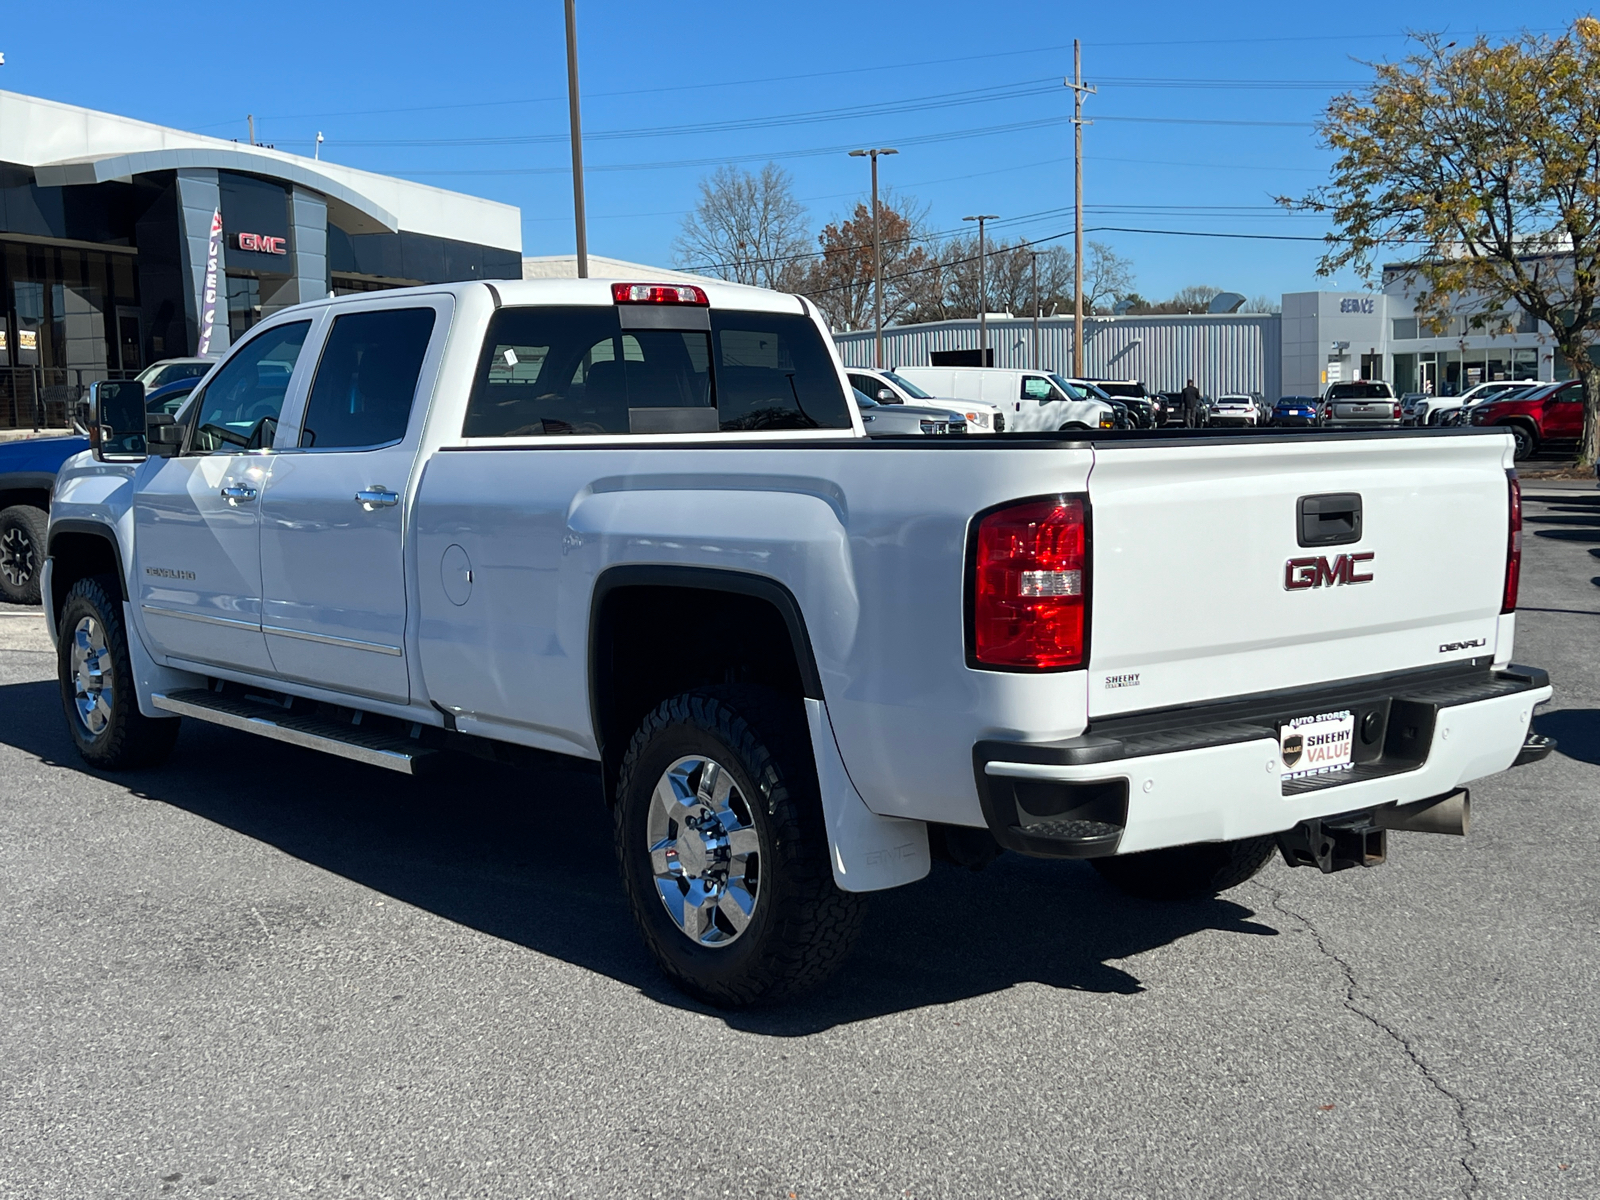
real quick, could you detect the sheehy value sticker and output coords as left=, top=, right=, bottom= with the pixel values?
left=1279, top=710, right=1355, bottom=779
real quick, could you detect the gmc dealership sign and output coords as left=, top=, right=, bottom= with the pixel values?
left=236, top=232, right=287, bottom=254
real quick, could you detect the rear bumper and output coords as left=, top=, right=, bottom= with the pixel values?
left=973, top=665, right=1551, bottom=858
left=1325, top=417, right=1401, bottom=428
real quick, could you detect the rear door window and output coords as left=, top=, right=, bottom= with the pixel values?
left=185, top=321, right=311, bottom=453
left=300, top=308, right=437, bottom=449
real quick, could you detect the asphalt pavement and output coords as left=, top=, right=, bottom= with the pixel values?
left=1, top=487, right=1596, bottom=1199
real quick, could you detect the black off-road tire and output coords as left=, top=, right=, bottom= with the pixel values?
left=614, top=686, right=864, bottom=1008
left=1090, top=836, right=1277, bottom=900
left=0, top=504, right=49, bottom=605
left=57, top=575, right=181, bottom=770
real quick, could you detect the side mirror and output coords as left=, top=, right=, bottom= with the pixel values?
left=90, top=380, right=148, bottom=462
left=876, top=388, right=896, bottom=403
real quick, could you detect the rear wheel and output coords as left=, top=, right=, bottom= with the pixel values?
left=614, top=686, right=864, bottom=1007
left=56, top=576, right=181, bottom=769
left=0, top=504, right=48, bottom=605
left=1090, top=836, right=1276, bottom=900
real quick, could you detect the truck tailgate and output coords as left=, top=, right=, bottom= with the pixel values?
left=1084, top=433, right=1512, bottom=717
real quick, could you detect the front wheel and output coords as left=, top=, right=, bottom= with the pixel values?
left=56, top=576, right=181, bottom=769
left=1090, top=836, right=1276, bottom=900
left=614, top=686, right=864, bottom=1007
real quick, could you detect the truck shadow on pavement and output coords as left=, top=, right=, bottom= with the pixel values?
left=1533, top=709, right=1600, bottom=767
left=0, top=679, right=1278, bottom=1034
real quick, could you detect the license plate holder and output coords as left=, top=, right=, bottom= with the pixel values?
left=1279, top=709, right=1355, bottom=779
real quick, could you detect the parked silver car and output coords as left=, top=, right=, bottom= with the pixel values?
left=852, top=389, right=967, bottom=436
left=1323, top=381, right=1401, bottom=428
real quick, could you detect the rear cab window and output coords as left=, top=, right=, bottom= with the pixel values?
left=463, top=304, right=851, bottom=438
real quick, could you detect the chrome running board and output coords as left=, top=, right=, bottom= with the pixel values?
left=151, top=688, right=438, bottom=775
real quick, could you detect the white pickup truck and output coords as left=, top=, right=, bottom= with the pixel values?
left=44, top=277, right=1552, bottom=1007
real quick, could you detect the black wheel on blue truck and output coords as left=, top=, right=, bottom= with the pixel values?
left=0, top=504, right=49, bottom=605
left=613, top=685, right=864, bottom=1007
left=56, top=575, right=181, bottom=769
left=1090, top=836, right=1277, bottom=900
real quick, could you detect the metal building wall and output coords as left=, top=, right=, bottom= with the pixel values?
left=835, top=313, right=1282, bottom=398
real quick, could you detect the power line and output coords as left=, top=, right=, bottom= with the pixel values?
left=209, top=25, right=1557, bottom=128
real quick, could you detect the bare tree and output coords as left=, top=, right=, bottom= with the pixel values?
left=1244, top=294, right=1282, bottom=314
left=798, top=192, right=933, bottom=331
left=673, top=163, right=810, bottom=290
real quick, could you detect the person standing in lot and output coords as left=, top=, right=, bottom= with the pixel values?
left=1181, top=379, right=1202, bottom=428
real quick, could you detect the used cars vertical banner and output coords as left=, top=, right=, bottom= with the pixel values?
left=197, top=209, right=223, bottom=356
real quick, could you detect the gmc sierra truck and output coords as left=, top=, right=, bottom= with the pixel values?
left=44, top=277, right=1552, bottom=1007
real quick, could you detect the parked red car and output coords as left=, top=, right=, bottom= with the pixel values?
left=1469, top=379, right=1585, bottom=459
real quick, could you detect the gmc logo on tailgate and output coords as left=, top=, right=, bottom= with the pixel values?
left=1285, top=552, right=1374, bottom=590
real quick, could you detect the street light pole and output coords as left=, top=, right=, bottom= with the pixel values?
left=963, top=214, right=998, bottom=366
left=849, top=148, right=898, bottom=369
left=563, top=0, right=590, bottom=279
left=1029, top=250, right=1041, bottom=370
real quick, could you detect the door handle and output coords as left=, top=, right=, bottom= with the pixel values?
left=355, top=487, right=400, bottom=510
left=220, top=485, right=257, bottom=505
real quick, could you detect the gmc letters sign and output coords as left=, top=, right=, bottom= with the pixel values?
left=236, top=232, right=287, bottom=255
left=1285, top=552, right=1374, bottom=591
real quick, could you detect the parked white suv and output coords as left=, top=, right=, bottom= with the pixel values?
left=893, top=366, right=1115, bottom=432
left=846, top=367, right=1004, bottom=433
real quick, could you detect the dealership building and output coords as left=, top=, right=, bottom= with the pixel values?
left=1, top=89, right=521, bottom=427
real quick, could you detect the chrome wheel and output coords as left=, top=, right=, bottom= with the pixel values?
left=0, top=525, right=36, bottom=590
left=70, top=616, right=114, bottom=736
left=647, top=755, right=761, bottom=947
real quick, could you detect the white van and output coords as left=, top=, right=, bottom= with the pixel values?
left=845, top=367, right=1004, bottom=434
left=893, top=367, right=1116, bottom=433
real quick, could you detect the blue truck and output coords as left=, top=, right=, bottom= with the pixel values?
left=0, top=432, right=88, bottom=604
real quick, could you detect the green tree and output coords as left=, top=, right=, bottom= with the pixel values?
left=1288, top=20, right=1600, bottom=463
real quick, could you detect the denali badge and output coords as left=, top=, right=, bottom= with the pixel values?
left=1440, top=637, right=1488, bottom=653
left=1284, top=552, right=1374, bottom=591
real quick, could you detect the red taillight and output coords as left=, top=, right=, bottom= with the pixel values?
left=1502, top=472, right=1521, bottom=613
left=611, top=282, right=708, bottom=306
left=1392, top=402, right=1402, bottom=419
left=972, top=497, right=1089, bottom=670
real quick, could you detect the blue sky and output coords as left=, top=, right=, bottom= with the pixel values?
left=1, top=1, right=1582, bottom=301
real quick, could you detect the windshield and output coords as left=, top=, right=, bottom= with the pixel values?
left=1328, top=382, right=1392, bottom=400
left=881, top=371, right=933, bottom=400
left=1218, top=396, right=1252, bottom=405
left=1047, top=374, right=1093, bottom=401
left=1095, top=382, right=1145, bottom=398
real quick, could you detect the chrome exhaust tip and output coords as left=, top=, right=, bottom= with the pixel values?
left=1376, top=789, right=1470, bottom=837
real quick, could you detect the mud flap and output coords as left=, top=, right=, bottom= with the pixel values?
left=804, top=698, right=930, bottom=892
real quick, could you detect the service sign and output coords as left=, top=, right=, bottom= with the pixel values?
left=1280, top=710, right=1355, bottom=779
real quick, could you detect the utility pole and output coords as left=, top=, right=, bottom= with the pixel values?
left=849, top=148, right=898, bottom=369
left=563, top=0, right=590, bottom=278
left=1029, top=250, right=1041, bottom=370
left=1066, top=41, right=1096, bottom=376
left=963, top=214, right=998, bottom=366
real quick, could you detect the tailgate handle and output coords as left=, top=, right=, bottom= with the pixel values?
left=1298, top=493, right=1363, bottom=547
